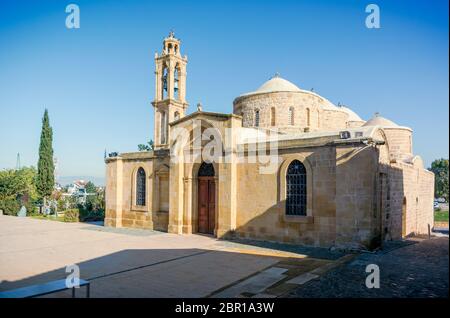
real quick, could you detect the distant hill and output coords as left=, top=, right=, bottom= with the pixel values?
left=58, top=176, right=105, bottom=187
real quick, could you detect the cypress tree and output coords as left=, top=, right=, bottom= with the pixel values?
left=36, top=109, right=55, bottom=204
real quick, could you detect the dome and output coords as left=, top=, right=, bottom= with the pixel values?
left=339, top=106, right=363, bottom=122
left=363, top=113, right=398, bottom=127
left=233, top=75, right=352, bottom=131
left=240, top=75, right=301, bottom=96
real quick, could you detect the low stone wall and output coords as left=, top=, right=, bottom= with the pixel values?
left=119, top=210, right=168, bottom=231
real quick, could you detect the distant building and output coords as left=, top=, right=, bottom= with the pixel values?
left=64, top=180, right=91, bottom=204
left=54, top=183, right=63, bottom=191
left=66, top=180, right=87, bottom=195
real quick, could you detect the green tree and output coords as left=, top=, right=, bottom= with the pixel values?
left=85, top=181, right=99, bottom=212
left=36, top=109, right=55, bottom=204
left=0, top=167, right=37, bottom=201
left=429, top=158, right=449, bottom=202
left=0, top=167, right=38, bottom=215
left=138, top=140, right=154, bottom=151
left=85, top=181, right=96, bottom=194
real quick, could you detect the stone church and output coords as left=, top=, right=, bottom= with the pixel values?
left=105, top=32, right=434, bottom=249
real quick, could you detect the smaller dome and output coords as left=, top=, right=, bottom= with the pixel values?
left=240, top=74, right=301, bottom=96
left=339, top=106, right=363, bottom=122
left=363, top=113, right=398, bottom=127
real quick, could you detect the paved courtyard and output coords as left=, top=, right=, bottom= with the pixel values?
left=286, top=237, right=449, bottom=298
left=1, top=215, right=447, bottom=298
left=0, top=215, right=345, bottom=298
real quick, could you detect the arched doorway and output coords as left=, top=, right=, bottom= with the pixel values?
left=197, top=162, right=215, bottom=234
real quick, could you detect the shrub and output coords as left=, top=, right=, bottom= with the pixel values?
left=0, top=198, right=21, bottom=216
left=63, top=208, right=79, bottom=222
left=25, top=201, right=37, bottom=216
left=79, top=208, right=105, bottom=222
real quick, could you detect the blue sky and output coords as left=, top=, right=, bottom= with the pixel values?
left=0, top=0, right=448, bottom=183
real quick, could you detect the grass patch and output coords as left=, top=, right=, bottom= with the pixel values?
left=435, top=210, right=449, bottom=222
left=30, top=214, right=66, bottom=222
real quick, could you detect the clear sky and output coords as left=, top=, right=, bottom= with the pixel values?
left=0, top=0, right=448, bottom=183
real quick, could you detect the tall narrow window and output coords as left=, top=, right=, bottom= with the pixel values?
left=286, top=160, right=307, bottom=216
left=306, top=108, right=311, bottom=126
left=255, top=109, right=260, bottom=127
left=136, top=168, right=146, bottom=206
left=174, top=111, right=180, bottom=121
left=174, top=66, right=180, bottom=100
left=160, top=111, right=167, bottom=144
left=162, top=66, right=168, bottom=99
left=288, top=107, right=294, bottom=125
left=271, top=107, right=276, bottom=126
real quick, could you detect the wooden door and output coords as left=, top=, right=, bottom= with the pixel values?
left=198, top=177, right=215, bottom=234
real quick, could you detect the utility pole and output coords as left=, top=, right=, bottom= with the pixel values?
left=16, top=153, right=21, bottom=170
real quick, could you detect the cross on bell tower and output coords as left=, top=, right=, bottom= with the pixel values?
left=152, top=31, right=188, bottom=149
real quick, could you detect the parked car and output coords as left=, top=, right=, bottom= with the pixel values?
left=434, top=201, right=440, bottom=209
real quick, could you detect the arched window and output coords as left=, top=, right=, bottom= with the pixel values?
left=286, top=160, right=306, bottom=216
left=255, top=109, right=260, bottom=127
left=160, top=111, right=167, bottom=144
left=288, top=107, right=294, bottom=125
left=174, top=66, right=180, bottom=100
left=136, top=167, right=146, bottom=206
left=162, top=65, right=168, bottom=99
left=317, top=110, right=320, bottom=128
left=174, top=111, right=180, bottom=121
left=271, top=107, right=276, bottom=126
left=198, top=162, right=215, bottom=177
left=306, top=108, right=311, bottom=126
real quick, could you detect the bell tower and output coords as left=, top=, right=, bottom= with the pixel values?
left=152, top=31, right=188, bottom=149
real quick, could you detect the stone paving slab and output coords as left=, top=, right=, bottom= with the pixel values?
left=221, top=238, right=346, bottom=260
left=211, top=267, right=288, bottom=298
left=81, top=225, right=163, bottom=236
left=287, top=272, right=319, bottom=285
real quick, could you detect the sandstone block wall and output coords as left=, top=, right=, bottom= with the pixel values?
left=386, top=161, right=434, bottom=239
left=105, top=152, right=170, bottom=231
left=233, top=91, right=349, bottom=132
left=334, top=145, right=380, bottom=249
left=105, top=124, right=434, bottom=251
left=384, top=128, right=413, bottom=162
left=236, top=147, right=336, bottom=246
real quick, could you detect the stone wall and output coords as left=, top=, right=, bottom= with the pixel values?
left=233, top=91, right=349, bottom=132
left=383, top=128, right=413, bottom=162
left=386, top=159, right=434, bottom=239
left=321, top=109, right=350, bottom=131
left=105, top=151, right=170, bottom=231
left=334, top=145, right=380, bottom=249
left=233, top=144, right=381, bottom=249
left=105, top=119, right=434, bottom=251
left=105, top=158, right=123, bottom=227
